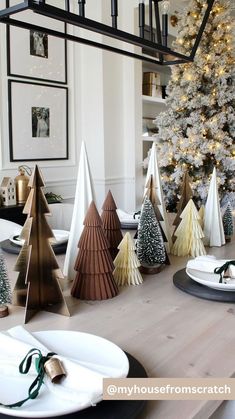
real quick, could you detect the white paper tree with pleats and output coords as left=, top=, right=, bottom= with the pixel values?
left=63, top=142, right=95, bottom=281
left=145, top=142, right=172, bottom=253
left=204, top=167, right=225, bottom=247
left=113, top=233, right=143, bottom=286
left=171, top=199, right=206, bottom=257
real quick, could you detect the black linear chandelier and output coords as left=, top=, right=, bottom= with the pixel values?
left=0, top=0, right=215, bottom=66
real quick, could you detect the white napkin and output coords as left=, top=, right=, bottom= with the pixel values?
left=117, top=209, right=139, bottom=224
left=0, top=326, right=119, bottom=407
left=187, top=255, right=235, bottom=279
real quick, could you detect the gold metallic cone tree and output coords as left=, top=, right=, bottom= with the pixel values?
left=13, top=165, right=70, bottom=323
left=172, top=171, right=193, bottom=242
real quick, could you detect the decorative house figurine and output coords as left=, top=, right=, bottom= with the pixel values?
left=0, top=177, right=16, bottom=206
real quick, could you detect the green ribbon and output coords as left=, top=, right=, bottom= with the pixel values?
left=214, top=260, right=235, bottom=284
left=0, top=348, right=56, bottom=408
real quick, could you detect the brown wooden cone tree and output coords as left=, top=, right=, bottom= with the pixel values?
left=101, top=190, right=123, bottom=260
left=172, top=171, right=193, bottom=242
left=13, top=165, right=70, bottom=324
left=144, top=175, right=170, bottom=265
left=71, top=201, right=118, bottom=300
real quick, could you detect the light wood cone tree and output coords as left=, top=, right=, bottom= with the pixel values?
left=144, top=175, right=170, bottom=265
left=171, top=199, right=206, bottom=257
left=13, top=165, right=70, bottom=324
left=71, top=201, right=118, bottom=300
left=101, top=190, right=123, bottom=260
left=172, top=171, right=193, bottom=242
left=113, top=232, right=143, bottom=286
left=198, top=205, right=205, bottom=229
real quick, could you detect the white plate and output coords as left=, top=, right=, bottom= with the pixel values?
left=186, top=268, right=235, bottom=292
left=9, top=230, right=69, bottom=247
left=0, top=330, right=129, bottom=418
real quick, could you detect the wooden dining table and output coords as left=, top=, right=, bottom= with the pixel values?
left=0, top=239, right=234, bottom=419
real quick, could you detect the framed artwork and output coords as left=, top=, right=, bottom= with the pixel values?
left=8, top=80, right=68, bottom=162
left=6, top=0, right=67, bottom=84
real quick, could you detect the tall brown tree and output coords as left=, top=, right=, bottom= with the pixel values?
left=101, top=190, right=123, bottom=259
left=13, top=165, right=70, bottom=323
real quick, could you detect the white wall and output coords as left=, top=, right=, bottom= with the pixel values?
left=0, top=0, right=142, bottom=212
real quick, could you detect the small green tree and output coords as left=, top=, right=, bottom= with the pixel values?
left=223, top=201, right=234, bottom=240
left=137, top=198, right=166, bottom=267
left=0, top=252, right=11, bottom=305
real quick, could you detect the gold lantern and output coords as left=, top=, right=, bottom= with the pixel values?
left=15, top=165, right=31, bottom=204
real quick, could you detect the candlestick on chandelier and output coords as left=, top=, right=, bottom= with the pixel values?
left=78, top=0, right=86, bottom=17
left=139, top=0, right=145, bottom=39
left=161, top=0, right=169, bottom=47
left=111, top=0, right=118, bottom=29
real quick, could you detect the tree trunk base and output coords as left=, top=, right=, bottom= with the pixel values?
left=225, top=236, right=231, bottom=243
left=139, top=264, right=165, bottom=275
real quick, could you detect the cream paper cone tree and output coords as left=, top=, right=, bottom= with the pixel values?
left=204, top=167, right=225, bottom=247
left=171, top=199, right=206, bottom=257
left=63, top=142, right=95, bottom=281
left=13, top=165, right=70, bottom=324
left=113, top=232, right=143, bottom=286
left=145, top=142, right=172, bottom=253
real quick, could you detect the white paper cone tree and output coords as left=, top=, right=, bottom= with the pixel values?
left=171, top=199, right=206, bottom=257
left=137, top=197, right=166, bottom=267
left=0, top=251, right=11, bottom=305
left=113, top=232, right=143, bottom=286
left=145, top=142, right=172, bottom=253
left=63, top=142, right=95, bottom=281
left=204, top=167, right=225, bottom=247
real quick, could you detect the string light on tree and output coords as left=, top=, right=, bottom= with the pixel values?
left=154, top=0, right=235, bottom=210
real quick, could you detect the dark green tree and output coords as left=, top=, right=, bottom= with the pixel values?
left=0, top=252, right=11, bottom=305
left=137, top=198, right=166, bottom=267
left=223, top=201, right=234, bottom=240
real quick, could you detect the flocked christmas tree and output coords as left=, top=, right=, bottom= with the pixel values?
left=101, top=190, right=123, bottom=260
left=13, top=165, right=70, bottom=323
left=113, top=232, right=143, bottom=286
left=71, top=201, right=118, bottom=300
left=137, top=197, right=166, bottom=273
left=0, top=251, right=11, bottom=305
left=154, top=0, right=235, bottom=211
left=171, top=199, right=206, bottom=257
left=223, top=201, right=234, bottom=241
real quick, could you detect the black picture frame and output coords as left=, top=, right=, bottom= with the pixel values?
left=6, top=0, right=67, bottom=84
left=8, top=80, right=68, bottom=162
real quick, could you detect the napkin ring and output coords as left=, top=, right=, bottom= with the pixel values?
left=44, top=357, right=66, bottom=383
